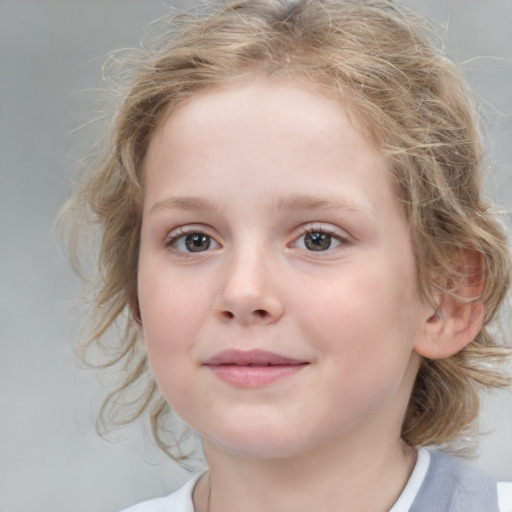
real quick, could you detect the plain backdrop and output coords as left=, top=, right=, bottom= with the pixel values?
left=1, top=1, right=511, bottom=511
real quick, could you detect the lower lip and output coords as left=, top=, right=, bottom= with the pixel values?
left=206, top=364, right=307, bottom=388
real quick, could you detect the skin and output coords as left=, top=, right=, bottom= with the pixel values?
left=138, top=78, right=440, bottom=512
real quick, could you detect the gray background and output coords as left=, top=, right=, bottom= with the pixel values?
left=1, top=1, right=511, bottom=511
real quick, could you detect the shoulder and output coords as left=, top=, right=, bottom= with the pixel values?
left=498, top=482, right=512, bottom=512
left=427, top=449, right=493, bottom=481
left=120, top=496, right=170, bottom=512
left=411, top=449, right=502, bottom=512
left=119, top=472, right=204, bottom=512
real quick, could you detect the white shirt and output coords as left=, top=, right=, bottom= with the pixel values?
left=120, top=448, right=512, bottom=512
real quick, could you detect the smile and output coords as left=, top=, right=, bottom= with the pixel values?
left=203, top=349, right=309, bottom=388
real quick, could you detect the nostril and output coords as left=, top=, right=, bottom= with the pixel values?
left=216, top=310, right=235, bottom=322
left=253, top=309, right=269, bottom=318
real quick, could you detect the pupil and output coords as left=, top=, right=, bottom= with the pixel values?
left=185, top=234, right=210, bottom=252
left=305, top=232, right=331, bottom=251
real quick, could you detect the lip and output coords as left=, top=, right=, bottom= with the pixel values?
left=203, top=349, right=309, bottom=388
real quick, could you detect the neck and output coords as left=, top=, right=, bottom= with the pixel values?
left=194, top=435, right=416, bottom=512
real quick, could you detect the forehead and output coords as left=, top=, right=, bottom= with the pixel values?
left=143, top=77, right=401, bottom=221
left=158, top=76, right=364, bottom=141
left=148, top=77, right=382, bottom=171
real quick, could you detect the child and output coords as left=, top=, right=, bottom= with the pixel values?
left=60, top=0, right=512, bottom=510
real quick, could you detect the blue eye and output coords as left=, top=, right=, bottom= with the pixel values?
left=170, top=232, right=219, bottom=253
left=295, top=230, right=344, bottom=252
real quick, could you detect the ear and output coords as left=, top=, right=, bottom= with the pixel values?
left=414, top=249, right=485, bottom=360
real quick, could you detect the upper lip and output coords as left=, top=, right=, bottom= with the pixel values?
left=204, top=349, right=308, bottom=366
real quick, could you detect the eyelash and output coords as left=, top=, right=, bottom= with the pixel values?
left=293, top=225, right=349, bottom=252
left=165, top=226, right=219, bottom=254
left=165, top=224, right=349, bottom=255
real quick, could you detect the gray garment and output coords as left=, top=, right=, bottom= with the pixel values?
left=410, top=449, right=499, bottom=511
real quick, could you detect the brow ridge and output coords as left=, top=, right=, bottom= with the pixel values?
left=275, top=193, right=374, bottom=219
left=150, top=196, right=220, bottom=214
left=150, top=193, right=374, bottom=220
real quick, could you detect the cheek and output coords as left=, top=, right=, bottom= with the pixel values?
left=139, top=261, right=203, bottom=335
left=299, top=265, right=421, bottom=368
left=137, top=271, right=200, bottom=384
left=303, top=275, right=420, bottom=425
left=138, top=285, right=198, bottom=411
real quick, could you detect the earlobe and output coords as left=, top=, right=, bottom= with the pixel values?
left=414, top=249, right=485, bottom=360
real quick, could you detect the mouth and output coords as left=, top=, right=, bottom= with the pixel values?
left=203, top=349, right=309, bottom=388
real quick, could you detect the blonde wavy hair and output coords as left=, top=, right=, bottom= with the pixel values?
left=60, top=0, right=511, bottom=458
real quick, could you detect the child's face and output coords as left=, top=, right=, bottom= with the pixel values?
left=138, top=78, right=432, bottom=459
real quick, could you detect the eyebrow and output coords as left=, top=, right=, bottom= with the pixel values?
left=275, top=193, right=375, bottom=220
left=150, top=196, right=221, bottom=214
left=150, top=193, right=375, bottom=220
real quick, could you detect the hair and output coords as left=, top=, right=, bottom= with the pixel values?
left=59, top=0, right=511, bottom=459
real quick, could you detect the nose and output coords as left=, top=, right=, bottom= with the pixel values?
left=214, top=248, right=284, bottom=326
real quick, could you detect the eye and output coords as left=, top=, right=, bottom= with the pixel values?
left=294, top=228, right=346, bottom=252
left=168, top=230, right=220, bottom=253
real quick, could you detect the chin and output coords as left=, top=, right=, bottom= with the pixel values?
left=202, top=422, right=318, bottom=460
left=216, top=440, right=307, bottom=460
